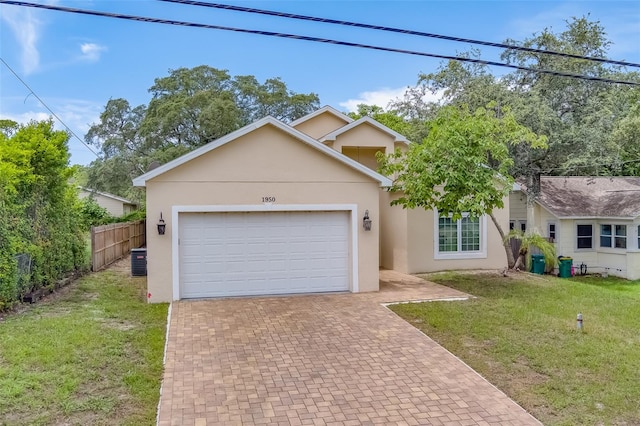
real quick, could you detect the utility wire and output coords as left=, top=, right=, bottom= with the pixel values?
left=0, top=57, right=100, bottom=158
left=2, top=1, right=639, bottom=87
left=160, top=0, right=640, bottom=69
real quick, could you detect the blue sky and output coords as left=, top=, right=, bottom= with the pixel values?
left=1, top=0, right=639, bottom=166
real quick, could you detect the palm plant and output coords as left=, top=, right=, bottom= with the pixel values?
left=507, top=230, right=556, bottom=272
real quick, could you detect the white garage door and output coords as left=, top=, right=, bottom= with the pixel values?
left=179, top=211, right=351, bottom=298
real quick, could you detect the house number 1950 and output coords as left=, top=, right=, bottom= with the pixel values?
left=262, top=196, right=276, bottom=203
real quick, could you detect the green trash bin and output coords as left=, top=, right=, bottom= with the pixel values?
left=558, top=257, right=573, bottom=278
left=531, top=254, right=545, bottom=274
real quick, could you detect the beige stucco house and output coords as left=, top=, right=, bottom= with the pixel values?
left=510, top=176, right=640, bottom=279
left=78, top=187, right=138, bottom=217
left=134, top=106, right=509, bottom=303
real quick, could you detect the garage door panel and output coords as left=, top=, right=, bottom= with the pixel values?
left=179, top=211, right=350, bottom=298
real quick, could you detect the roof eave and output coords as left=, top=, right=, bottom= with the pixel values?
left=132, top=116, right=391, bottom=188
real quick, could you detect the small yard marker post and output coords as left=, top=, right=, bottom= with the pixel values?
left=577, top=312, right=583, bottom=331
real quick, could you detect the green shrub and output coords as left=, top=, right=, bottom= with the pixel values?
left=79, top=196, right=114, bottom=227
left=0, top=120, right=89, bottom=310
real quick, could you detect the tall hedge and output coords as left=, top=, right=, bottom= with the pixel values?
left=0, top=120, right=89, bottom=310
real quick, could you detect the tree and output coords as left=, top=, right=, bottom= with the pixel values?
left=609, top=104, right=640, bottom=175
left=391, top=17, right=640, bottom=195
left=141, top=66, right=320, bottom=149
left=378, top=104, right=547, bottom=269
left=347, top=104, right=413, bottom=139
left=500, top=16, right=640, bottom=181
left=508, top=230, right=557, bottom=271
left=0, top=120, right=87, bottom=309
left=85, top=66, right=320, bottom=202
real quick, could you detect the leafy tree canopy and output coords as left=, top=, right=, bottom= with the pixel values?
left=384, top=16, right=640, bottom=193
left=379, top=103, right=547, bottom=218
left=0, top=121, right=87, bottom=309
left=85, top=66, right=320, bottom=202
left=379, top=104, right=547, bottom=268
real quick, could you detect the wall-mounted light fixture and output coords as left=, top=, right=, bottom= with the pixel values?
left=157, top=213, right=166, bottom=235
left=363, top=210, right=372, bottom=231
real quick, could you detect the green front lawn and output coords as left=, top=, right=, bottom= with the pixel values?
left=0, top=266, right=168, bottom=426
left=390, top=272, right=640, bottom=426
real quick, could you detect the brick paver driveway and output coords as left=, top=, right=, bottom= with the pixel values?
left=158, top=271, right=541, bottom=425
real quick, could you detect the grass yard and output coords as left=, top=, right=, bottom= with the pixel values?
left=0, top=261, right=168, bottom=426
left=390, top=272, right=640, bottom=426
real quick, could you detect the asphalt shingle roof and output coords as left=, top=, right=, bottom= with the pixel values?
left=537, top=176, right=640, bottom=218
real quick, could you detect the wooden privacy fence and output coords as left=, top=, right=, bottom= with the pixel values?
left=91, top=220, right=146, bottom=271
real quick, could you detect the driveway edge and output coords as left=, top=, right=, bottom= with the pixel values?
left=382, top=300, right=543, bottom=425
left=156, top=302, right=173, bottom=426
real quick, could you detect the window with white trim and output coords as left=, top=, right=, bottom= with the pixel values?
left=576, top=224, right=593, bottom=249
left=437, top=214, right=482, bottom=255
left=600, top=224, right=627, bottom=249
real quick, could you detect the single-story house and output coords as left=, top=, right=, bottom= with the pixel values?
left=78, top=187, right=138, bottom=217
left=133, top=106, right=509, bottom=302
left=510, top=176, right=640, bottom=279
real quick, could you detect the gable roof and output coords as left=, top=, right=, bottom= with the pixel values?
left=536, top=176, right=640, bottom=219
left=318, top=116, right=409, bottom=145
left=132, top=116, right=392, bottom=188
left=289, top=105, right=353, bottom=127
left=79, top=187, right=137, bottom=205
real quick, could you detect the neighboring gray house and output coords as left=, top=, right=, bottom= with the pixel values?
left=78, top=188, right=138, bottom=217
left=510, top=176, right=640, bottom=279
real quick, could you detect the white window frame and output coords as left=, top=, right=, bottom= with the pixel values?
left=434, top=211, right=487, bottom=259
left=599, top=223, right=627, bottom=249
left=575, top=222, right=594, bottom=250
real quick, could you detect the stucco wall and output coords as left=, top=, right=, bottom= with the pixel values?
left=405, top=204, right=510, bottom=274
left=341, top=147, right=384, bottom=171
left=330, top=123, right=396, bottom=153
left=379, top=191, right=409, bottom=272
left=292, top=112, right=349, bottom=139
left=144, top=124, right=381, bottom=302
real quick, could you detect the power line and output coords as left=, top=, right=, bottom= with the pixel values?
left=161, top=0, right=640, bottom=70
left=2, top=0, right=639, bottom=87
left=0, top=57, right=100, bottom=158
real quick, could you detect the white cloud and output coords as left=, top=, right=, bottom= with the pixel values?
left=79, top=43, right=107, bottom=62
left=339, top=87, right=408, bottom=112
left=339, top=86, right=444, bottom=113
left=0, top=111, right=51, bottom=124
left=0, top=6, right=41, bottom=74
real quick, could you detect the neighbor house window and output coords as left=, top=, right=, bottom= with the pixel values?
left=548, top=222, right=557, bottom=242
left=616, top=225, right=627, bottom=248
left=600, top=224, right=627, bottom=249
left=435, top=213, right=486, bottom=258
left=520, top=221, right=527, bottom=232
left=577, top=224, right=593, bottom=249
left=509, top=221, right=515, bottom=231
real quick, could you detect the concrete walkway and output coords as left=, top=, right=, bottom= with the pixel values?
left=157, top=271, right=541, bottom=425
